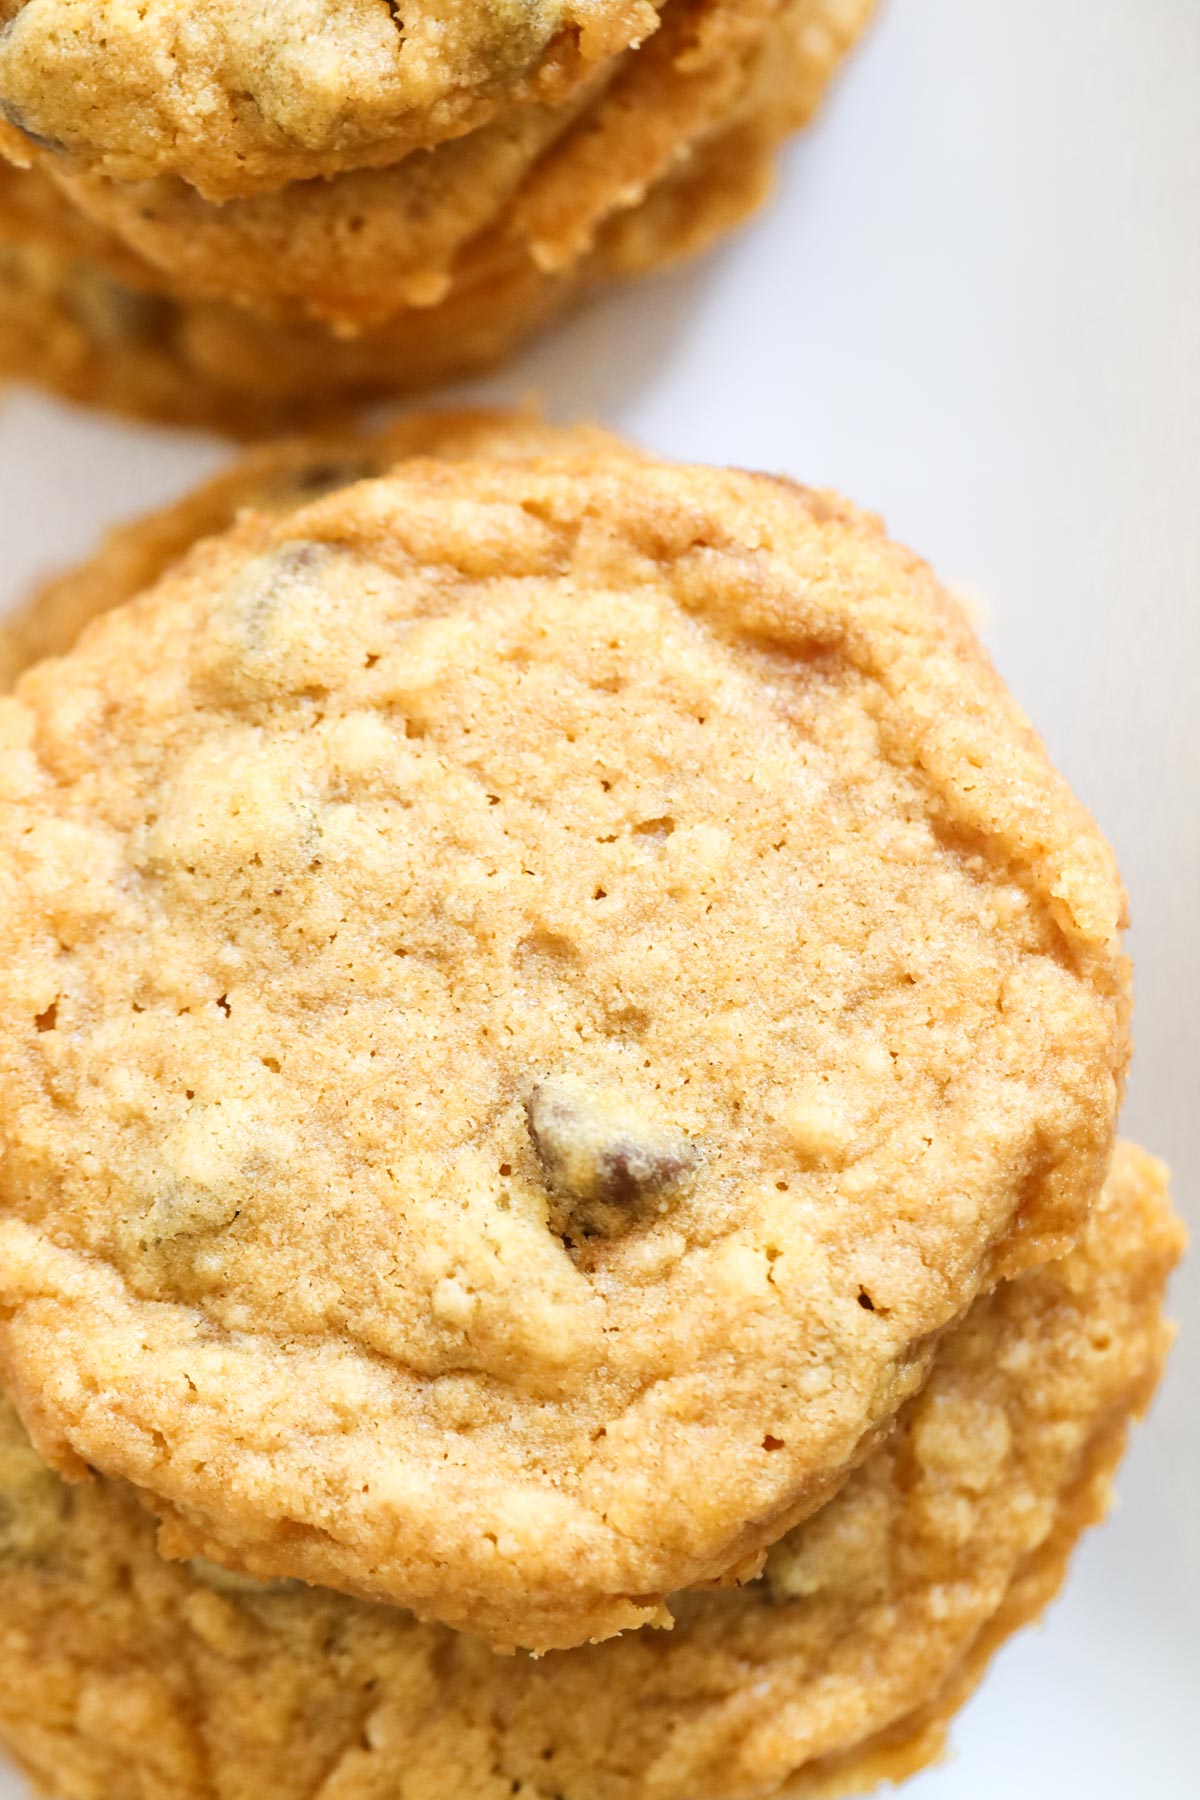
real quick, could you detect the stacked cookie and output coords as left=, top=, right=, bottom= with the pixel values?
left=0, top=416, right=1182, bottom=1800
left=0, top=0, right=873, bottom=430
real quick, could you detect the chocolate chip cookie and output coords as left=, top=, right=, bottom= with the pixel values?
left=0, top=0, right=664, bottom=196
left=0, top=95, right=779, bottom=433
left=0, top=424, right=1129, bottom=1649
left=0, top=1141, right=1180, bottom=1800
left=0, top=0, right=875, bottom=425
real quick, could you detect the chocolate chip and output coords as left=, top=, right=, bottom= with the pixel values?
left=187, top=1558, right=299, bottom=1598
left=525, top=1077, right=697, bottom=1240
left=0, top=96, right=66, bottom=154
left=67, top=271, right=173, bottom=348
left=274, top=455, right=381, bottom=504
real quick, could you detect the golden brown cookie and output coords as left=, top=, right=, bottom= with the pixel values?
left=0, top=104, right=776, bottom=432
left=0, top=423, right=1130, bottom=1650
left=28, top=0, right=815, bottom=329
left=0, top=0, right=874, bottom=425
left=0, top=1142, right=1182, bottom=1800
left=0, top=0, right=666, bottom=197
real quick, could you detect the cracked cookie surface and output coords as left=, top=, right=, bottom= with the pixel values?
left=0, top=424, right=1129, bottom=1650
left=0, top=1142, right=1181, bottom=1800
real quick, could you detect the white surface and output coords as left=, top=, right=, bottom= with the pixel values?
left=0, top=1, right=1197, bottom=1793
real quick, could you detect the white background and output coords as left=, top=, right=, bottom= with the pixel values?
left=1, top=1, right=1196, bottom=1793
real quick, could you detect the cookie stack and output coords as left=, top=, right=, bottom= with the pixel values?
left=0, top=416, right=1182, bottom=1800
left=0, top=0, right=873, bottom=430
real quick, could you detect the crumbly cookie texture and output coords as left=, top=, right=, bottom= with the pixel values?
left=0, top=0, right=665, bottom=197
left=0, top=0, right=874, bottom=425
left=0, top=433, right=1129, bottom=1651
left=0, top=1143, right=1181, bottom=1800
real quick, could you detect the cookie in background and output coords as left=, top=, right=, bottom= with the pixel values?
left=0, top=1, right=875, bottom=430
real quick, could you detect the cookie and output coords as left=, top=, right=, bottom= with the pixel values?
left=0, top=1142, right=1181, bottom=1800
left=0, top=95, right=786, bottom=432
left=0, top=429, right=1129, bottom=1650
left=0, top=0, right=874, bottom=423
left=0, top=0, right=665, bottom=197
left=30, top=0, right=835, bottom=330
